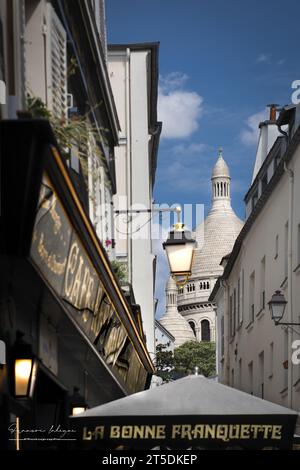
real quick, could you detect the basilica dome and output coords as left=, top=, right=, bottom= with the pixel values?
left=193, top=149, right=243, bottom=277
left=175, top=149, right=244, bottom=345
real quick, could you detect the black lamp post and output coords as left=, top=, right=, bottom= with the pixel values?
left=12, top=331, right=38, bottom=399
left=268, top=290, right=300, bottom=326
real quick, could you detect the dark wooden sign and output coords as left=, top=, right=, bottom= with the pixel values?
left=30, top=174, right=147, bottom=393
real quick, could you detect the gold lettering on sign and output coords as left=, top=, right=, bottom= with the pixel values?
left=37, top=232, right=66, bottom=275
left=70, top=255, right=84, bottom=306
left=240, top=424, right=250, bottom=439
left=65, top=242, right=79, bottom=297
left=83, top=426, right=104, bottom=440
left=49, top=198, right=62, bottom=234
left=217, top=425, right=230, bottom=442
left=272, top=425, right=282, bottom=439
left=170, top=424, right=283, bottom=441
left=64, top=240, right=97, bottom=314
left=88, top=423, right=284, bottom=442
left=83, top=427, right=92, bottom=440
left=110, top=426, right=120, bottom=438
left=109, top=425, right=166, bottom=440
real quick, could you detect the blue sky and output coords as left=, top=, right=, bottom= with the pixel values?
left=106, top=0, right=300, bottom=317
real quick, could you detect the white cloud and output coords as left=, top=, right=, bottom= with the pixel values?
left=158, top=72, right=203, bottom=140
left=158, top=90, right=203, bottom=139
left=256, top=53, right=269, bottom=63
left=159, top=71, right=189, bottom=90
left=240, top=109, right=268, bottom=146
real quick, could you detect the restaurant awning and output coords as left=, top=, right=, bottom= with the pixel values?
left=71, top=375, right=298, bottom=449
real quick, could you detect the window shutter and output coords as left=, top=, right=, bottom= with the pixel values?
left=45, top=4, right=67, bottom=119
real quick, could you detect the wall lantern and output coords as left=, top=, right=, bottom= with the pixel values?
left=163, top=222, right=196, bottom=286
left=12, top=331, right=38, bottom=399
left=268, top=290, right=300, bottom=326
left=70, top=387, right=87, bottom=416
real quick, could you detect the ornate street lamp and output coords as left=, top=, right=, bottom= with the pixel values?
left=12, top=331, right=38, bottom=399
left=70, top=387, right=88, bottom=416
left=163, top=222, right=196, bottom=286
left=268, top=290, right=300, bottom=326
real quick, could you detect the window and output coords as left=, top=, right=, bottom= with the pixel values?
left=251, top=188, right=258, bottom=211
left=229, top=295, right=234, bottom=337
left=45, top=3, right=68, bottom=119
left=237, top=278, right=240, bottom=324
left=231, top=368, right=234, bottom=387
left=221, top=317, right=224, bottom=356
left=189, top=321, right=196, bottom=338
left=261, top=173, right=268, bottom=193
left=283, top=329, right=288, bottom=389
left=260, top=256, right=266, bottom=310
left=187, top=283, right=195, bottom=293
left=238, top=269, right=244, bottom=325
left=201, top=320, right=210, bottom=342
left=297, top=223, right=300, bottom=266
left=259, top=351, right=264, bottom=399
left=248, top=362, right=253, bottom=395
left=269, top=342, right=274, bottom=377
left=199, top=281, right=209, bottom=290
left=249, top=271, right=255, bottom=323
left=275, top=234, right=279, bottom=259
left=233, top=288, right=237, bottom=334
left=284, top=221, right=288, bottom=278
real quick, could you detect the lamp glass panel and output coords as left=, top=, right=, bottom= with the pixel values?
left=271, top=303, right=285, bottom=322
left=165, top=242, right=194, bottom=274
left=15, top=359, right=32, bottom=396
left=72, top=407, right=86, bottom=416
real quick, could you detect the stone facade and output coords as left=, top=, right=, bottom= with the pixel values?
left=160, top=150, right=243, bottom=347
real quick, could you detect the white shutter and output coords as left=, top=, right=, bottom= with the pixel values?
left=45, top=4, right=67, bottom=119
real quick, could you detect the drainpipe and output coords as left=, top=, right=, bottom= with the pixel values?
left=220, top=278, right=230, bottom=385
left=125, top=47, right=132, bottom=284
left=284, top=161, right=294, bottom=409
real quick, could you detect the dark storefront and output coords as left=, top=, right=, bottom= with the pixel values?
left=0, top=119, right=154, bottom=450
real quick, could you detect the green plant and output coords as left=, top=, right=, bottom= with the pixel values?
left=155, top=340, right=216, bottom=383
left=174, top=341, right=216, bottom=378
left=26, top=95, right=109, bottom=185
left=155, top=343, right=175, bottom=383
left=111, top=260, right=127, bottom=282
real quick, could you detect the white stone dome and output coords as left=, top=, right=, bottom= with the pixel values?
left=192, top=150, right=243, bottom=277
left=160, top=276, right=195, bottom=347
left=166, top=276, right=177, bottom=291
left=211, top=151, right=230, bottom=178
left=192, top=208, right=243, bottom=277
left=159, top=311, right=195, bottom=347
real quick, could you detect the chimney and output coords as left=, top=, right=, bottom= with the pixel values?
left=267, top=103, right=279, bottom=122
left=251, top=104, right=281, bottom=183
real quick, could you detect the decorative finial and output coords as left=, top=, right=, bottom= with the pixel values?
left=218, top=147, right=223, bottom=158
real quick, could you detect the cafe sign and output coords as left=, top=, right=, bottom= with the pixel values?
left=30, top=174, right=147, bottom=393
left=73, top=415, right=296, bottom=450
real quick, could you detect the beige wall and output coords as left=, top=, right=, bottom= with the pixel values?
left=108, top=49, right=156, bottom=359
left=217, top=142, right=300, bottom=412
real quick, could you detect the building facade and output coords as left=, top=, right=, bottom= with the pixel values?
left=160, top=151, right=243, bottom=347
left=210, top=105, right=300, bottom=413
left=107, top=44, right=162, bottom=359
left=0, top=0, right=154, bottom=450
